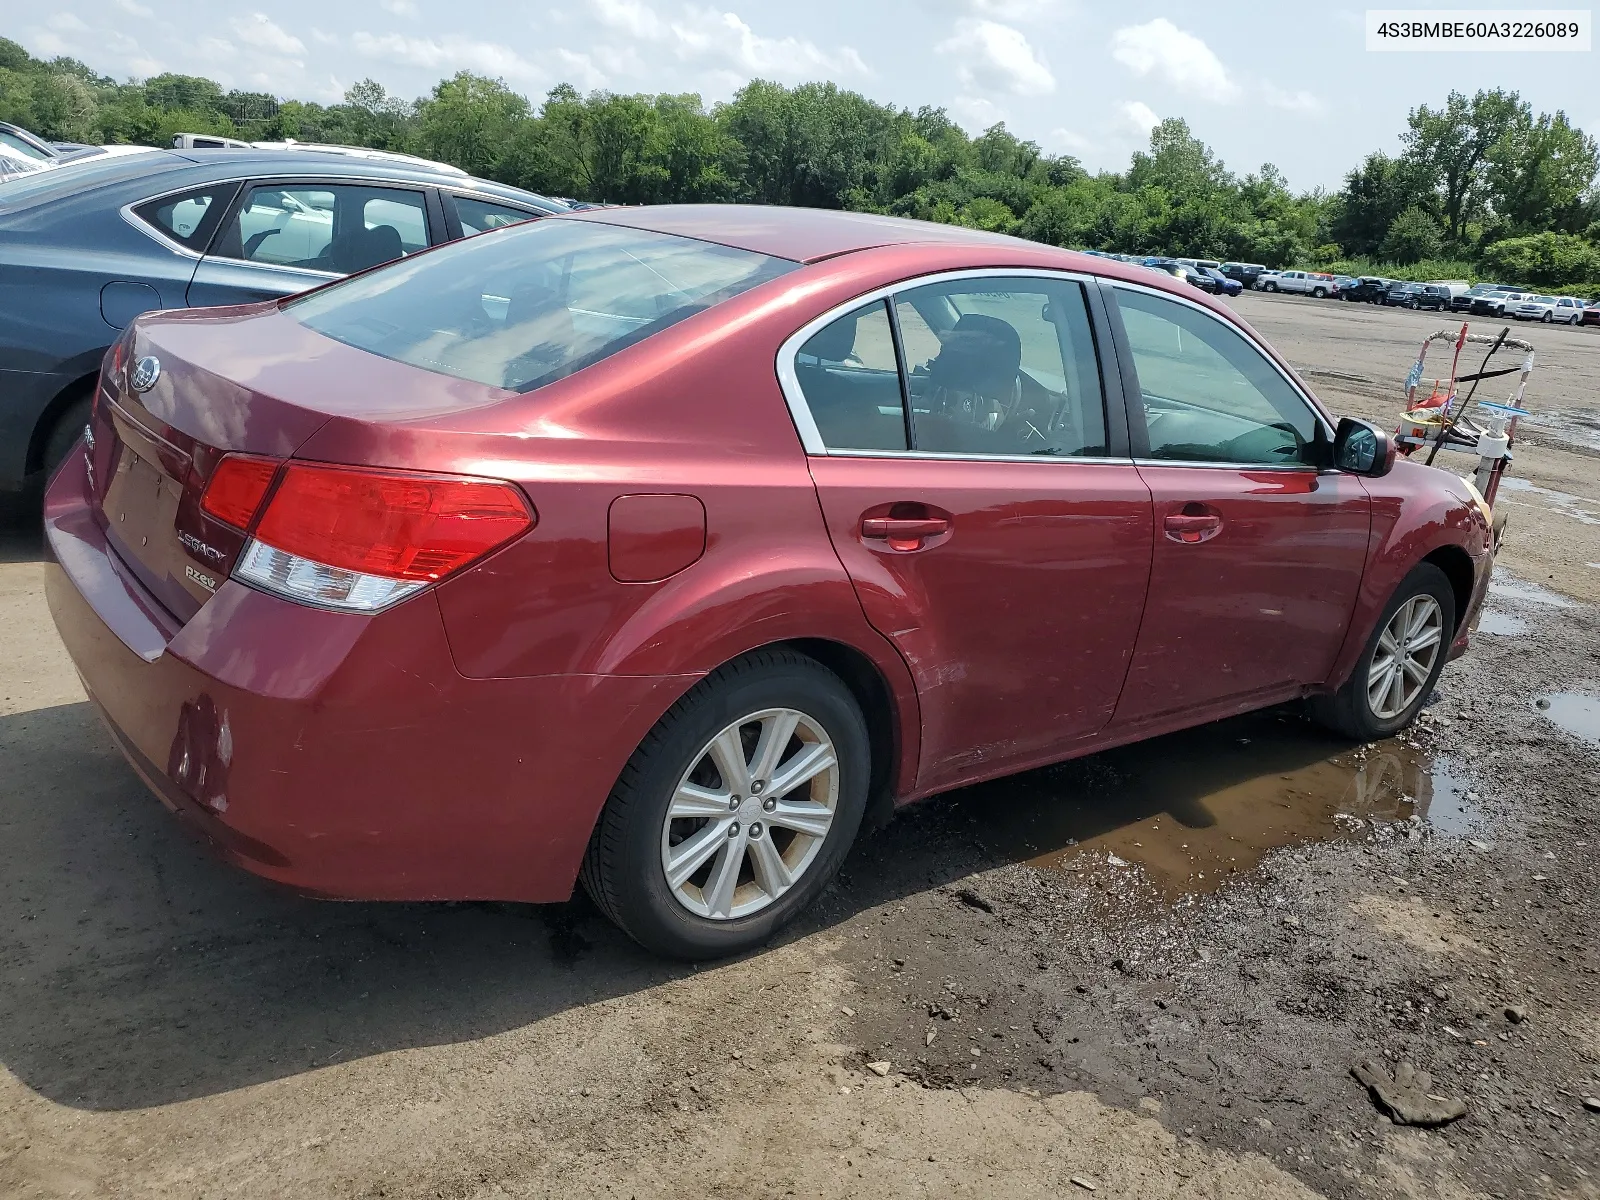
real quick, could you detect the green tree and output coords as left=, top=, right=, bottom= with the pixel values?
left=416, top=72, right=529, bottom=177
left=1486, top=110, right=1599, bottom=235
left=1330, top=152, right=1433, bottom=256
left=1380, top=205, right=1445, bottom=263
left=1401, top=88, right=1526, bottom=245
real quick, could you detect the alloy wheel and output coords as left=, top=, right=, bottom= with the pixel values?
left=660, top=708, right=839, bottom=920
left=1367, top=595, right=1445, bottom=720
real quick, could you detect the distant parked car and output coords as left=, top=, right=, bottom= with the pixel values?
left=1257, top=270, right=1333, bottom=297
left=1339, top=277, right=1387, bottom=303
left=0, top=147, right=568, bottom=492
left=1221, top=262, right=1268, bottom=288
left=1469, top=287, right=1528, bottom=317
left=1511, top=295, right=1570, bottom=322
left=1415, top=284, right=1456, bottom=311
left=1383, top=282, right=1424, bottom=308
left=1200, top=266, right=1243, bottom=297
left=1551, top=297, right=1587, bottom=325
left=1454, top=282, right=1501, bottom=313
left=1147, top=260, right=1218, bottom=293
left=1583, top=300, right=1600, bottom=326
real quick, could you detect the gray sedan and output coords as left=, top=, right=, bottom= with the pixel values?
left=0, top=148, right=566, bottom=491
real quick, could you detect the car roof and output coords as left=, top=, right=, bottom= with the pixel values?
left=0, top=146, right=564, bottom=213
left=561, top=203, right=1039, bottom=264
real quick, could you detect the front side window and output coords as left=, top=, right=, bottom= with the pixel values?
left=132, top=183, right=236, bottom=250
left=290, top=218, right=796, bottom=392
left=1114, top=285, right=1320, bottom=466
left=212, top=183, right=428, bottom=274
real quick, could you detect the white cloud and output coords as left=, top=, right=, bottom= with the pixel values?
left=1049, top=127, right=1095, bottom=154
left=197, top=36, right=237, bottom=60
left=937, top=19, right=1054, bottom=96
left=351, top=31, right=539, bottom=79
left=113, top=0, right=153, bottom=15
left=380, top=0, right=420, bottom=16
left=555, top=48, right=609, bottom=90
left=231, top=13, right=307, bottom=58
left=588, top=0, right=869, bottom=81
left=1261, top=83, right=1324, bottom=114
left=915, top=0, right=1062, bottom=16
left=49, top=13, right=92, bottom=33
left=1118, top=100, right=1160, bottom=137
left=1110, top=18, right=1238, bottom=102
left=950, top=94, right=1007, bottom=132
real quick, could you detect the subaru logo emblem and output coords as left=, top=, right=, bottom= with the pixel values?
left=130, top=355, right=161, bottom=392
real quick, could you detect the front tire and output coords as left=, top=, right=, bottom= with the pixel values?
left=580, top=649, right=870, bottom=960
left=1265, top=282, right=1278, bottom=292
left=1311, top=563, right=1456, bottom=741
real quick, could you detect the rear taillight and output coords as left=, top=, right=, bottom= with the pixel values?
left=202, top=458, right=534, bottom=613
left=200, top=454, right=280, bottom=529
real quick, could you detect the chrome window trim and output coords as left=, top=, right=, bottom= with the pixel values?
left=1106, top=277, right=1337, bottom=444
left=121, top=172, right=440, bottom=265
left=775, top=266, right=1117, bottom=460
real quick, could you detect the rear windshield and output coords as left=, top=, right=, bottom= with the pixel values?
left=289, top=219, right=797, bottom=392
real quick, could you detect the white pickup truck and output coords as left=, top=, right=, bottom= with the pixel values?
left=1255, top=269, right=1336, bottom=297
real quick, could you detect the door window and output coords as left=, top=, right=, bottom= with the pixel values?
left=792, top=301, right=908, bottom=452
left=454, top=194, right=540, bottom=236
left=212, top=183, right=429, bottom=274
left=131, top=184, right=236, bottom=250
left=1114, top=286, right=1320, bottom=466
left=895, top=277, right=1107, bottom=457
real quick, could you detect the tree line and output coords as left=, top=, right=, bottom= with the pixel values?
left=2, top=37, right=1597, bottom=293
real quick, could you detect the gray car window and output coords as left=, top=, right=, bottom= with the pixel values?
left=212, top=183, right=429, bottom=273
left=131, top=184, right=236, bottom=251
left=454, top=194, right=540, bottom=236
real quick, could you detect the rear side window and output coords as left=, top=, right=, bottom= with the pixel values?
left=289, top=219, right=796, bottom=392
left=132, top=183, right=237, bottom=251
left=795, top=302, right=908, bottom=452
left=454, top=194, right=540, bottom=236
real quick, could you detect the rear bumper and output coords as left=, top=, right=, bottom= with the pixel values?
left=43, top=454, right=696, bottom=902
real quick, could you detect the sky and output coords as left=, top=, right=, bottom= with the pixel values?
left=14, top=1, right=1598, bottom=192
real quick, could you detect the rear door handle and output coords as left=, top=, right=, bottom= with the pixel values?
left=862, top=516, right=950, bottom=551
left=1163, top=512, right=1222, bottom=544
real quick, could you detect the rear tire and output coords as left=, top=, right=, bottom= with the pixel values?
left=580, top=649, right=870, bottom=960
left=1312, top=287, right=1327, bottom=298
left=41, top=394, right=92, bottom=481
left=1311, top=563, right=1455, bottom=741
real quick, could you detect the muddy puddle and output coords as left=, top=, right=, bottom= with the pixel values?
left=1539, top=692, right=1600, bottom=746
left=946, top=710, right=1478, bottom=898
left=1522, top=406, right=1600, bottom=454
left=1489, top=575, right=1579, bottom=608
left=1477, top=610, right=1528, bottom=636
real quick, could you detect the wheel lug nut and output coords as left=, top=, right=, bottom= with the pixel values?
left=749, top=822, right=763, bottom=839
left=751, top=780, right=765, bottom=794
left=728, top=822, right=740, bottom=838
left=762, top=797, right=776, bottom=812
left=728, top=794, right=741, bottom=809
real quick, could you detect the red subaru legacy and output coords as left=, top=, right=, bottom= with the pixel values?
left=44, top=206, right=1492, bottom=958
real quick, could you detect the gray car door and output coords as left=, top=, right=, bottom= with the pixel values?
left=186, top=178, right=442, bottom=308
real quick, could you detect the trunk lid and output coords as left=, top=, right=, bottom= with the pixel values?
left=90, top=302, right=510, bottom=624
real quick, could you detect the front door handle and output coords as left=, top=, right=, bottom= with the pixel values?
left=1163, top=511, right=1222, bottom=544
left=862, top=515, right=950, bottom=551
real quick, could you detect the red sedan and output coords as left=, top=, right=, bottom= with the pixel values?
left=44, top=206, right=1492, bottom=958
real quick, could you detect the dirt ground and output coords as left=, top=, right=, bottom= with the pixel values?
left=1, top=294, right=1598, bottom=1199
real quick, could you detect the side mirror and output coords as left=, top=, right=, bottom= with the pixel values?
left=1333, top=417, right=1395, bottom=478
